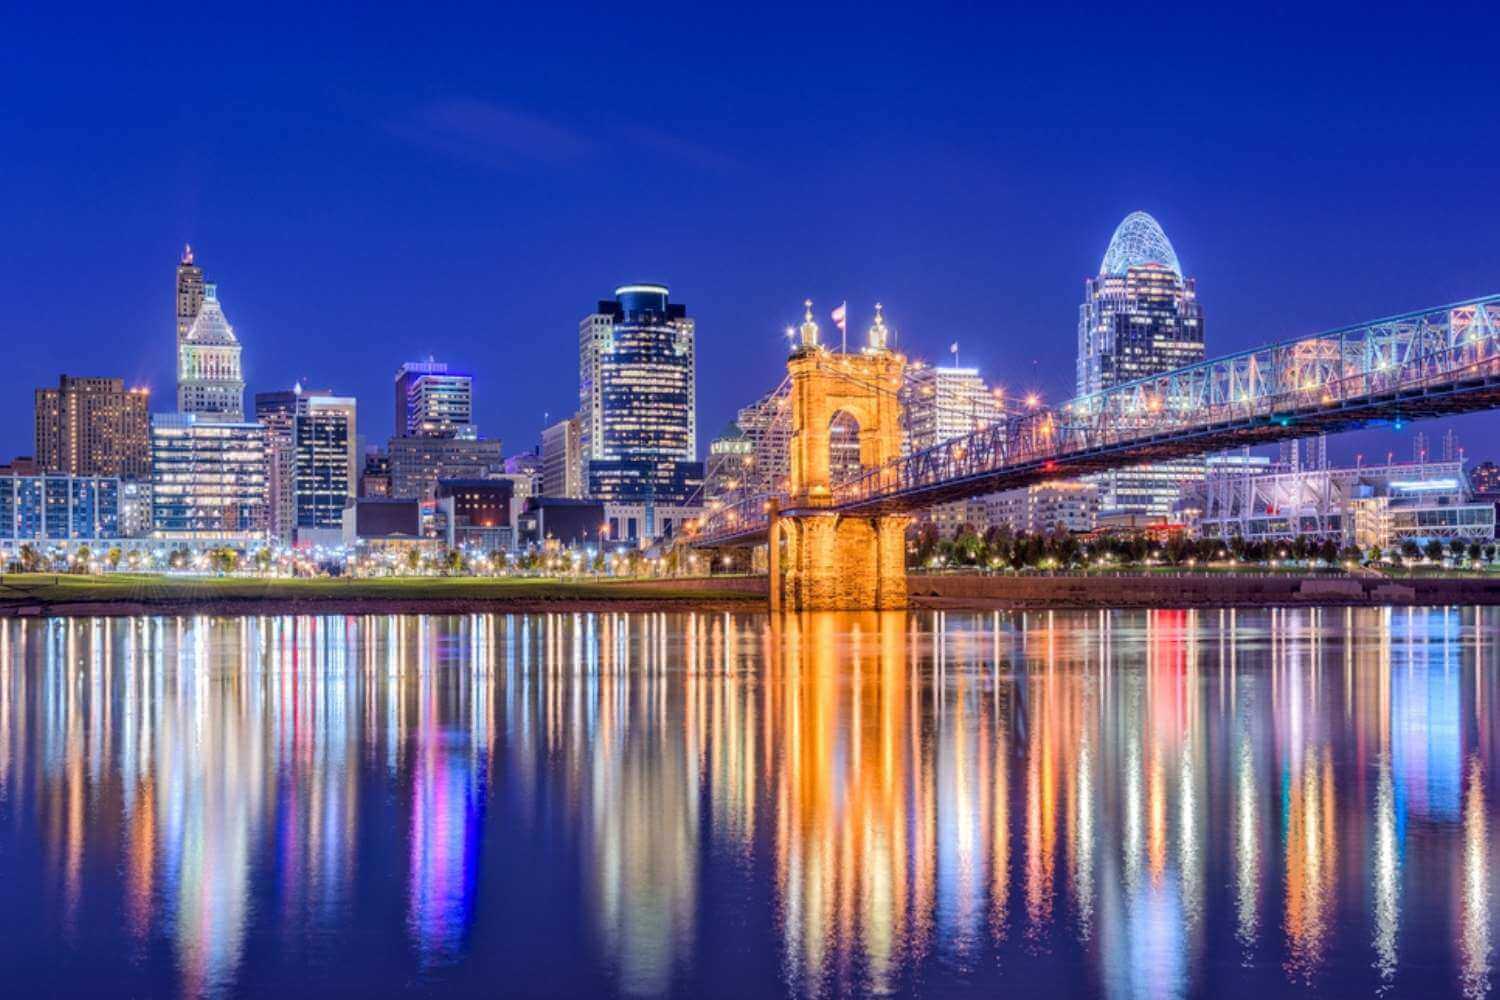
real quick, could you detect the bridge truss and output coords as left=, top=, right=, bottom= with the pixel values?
left=693, top=295, right=1500, bottom=546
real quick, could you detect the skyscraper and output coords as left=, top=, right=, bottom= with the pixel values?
left=294, top=394, right=357, bottom=540
left=34, top=376, right=151, bottom=479
left=735, top=388, right=791, bottom=496
left=177, top=283, right=246, bottom=421
left=254, top=388, right=304, bottom=544
left=577, top=284, right=701, bottom=502
left=900, top=360, right=1002, bottom=454
left=1077, top=212, right=1206, bottom=517
left=541, top=415, right=583, bottom=498
left=150, top=413, right=268, bottom=540
left=176, top=245, right=204, bottom=345
left=394, top=360, right=473, bottom=439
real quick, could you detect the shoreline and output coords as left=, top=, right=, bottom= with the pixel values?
left=5, top=571, right=1500, bottom=617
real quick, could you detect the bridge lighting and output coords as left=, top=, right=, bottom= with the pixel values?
left=1025, top=393, right=1040, bottom=409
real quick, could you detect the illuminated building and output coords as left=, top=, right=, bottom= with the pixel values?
left=735, top=388, right=790, bottom=495
left=1470, top=459, right=1500, bottom=497
left=578, top=284, right=702, bottom=502
left=360, top=449, right=391, bottom=497
left=175, top=244, right=204, bottom=344
left=387, top=435, right=504, bottom=500
left=149, top=413, right=268, bottom=541
left=253, top=388, right=355, bottom=544
left=1077, top=212, right=1206, bottom=517
left=900, top=351, right=1002, bottom=534
left=986, top=481, right=1100, bottom=534
left=294, top=394, right=357, bottom=541
left=436, top=477, right=515, bottom=549
left=601, top=501, right=699, bottom=543
left=1189, top=457, right=1495, bottom=547
left=541, top=415, right=584, bottom=498
left=703, top=422, right=754, bottom=506
left=0, top=472, right=121, bottom=547
left=394, top=359, right=473, bottom=439
left=900, top=359, right=1001, bottom=453
left=177, top=283, right=246, bottom=421
left=34, top=375, right=150, bottom=479
left=254, top=387, right=309, bottom=543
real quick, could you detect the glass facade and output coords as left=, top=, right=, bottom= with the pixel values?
left=581, top=285, right=701, bottom=503
left=1077, top=212, right=1206, bottom=517
left=150, top=414, right=268, bottom=540
left=0, top=474, right=121, bottom=543
left=394, top=361, right=473, bottom=439
left=295, top=396, right=357, bottom=530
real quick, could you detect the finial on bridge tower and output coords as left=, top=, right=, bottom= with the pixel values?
left=798, top=298, right=821, bottom=350
left=866, top=302, right=890, bottom=352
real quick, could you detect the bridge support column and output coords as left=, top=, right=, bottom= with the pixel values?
left=780, top=512, right=909, bottom=611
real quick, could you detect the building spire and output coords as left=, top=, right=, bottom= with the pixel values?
left=799, top=298, right=820, bottom=350
left=182, top=243, right=194, bottom=265
left=867, top=302, right=890, bottom=352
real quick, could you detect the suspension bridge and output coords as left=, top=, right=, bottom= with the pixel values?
left=689, top=294, right=1500, bottom=609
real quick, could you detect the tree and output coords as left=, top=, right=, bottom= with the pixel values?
left=405, top=547, right=423, bottom=573
left=105, top=547, right=123, bottom=571
left=1469, top=542, right=1484, bottom=564
left=911, top=522, right=940, bottom=567
left=1424, top=539, right=1445, bottom=564
left=1485, top=545, right=1496, bottom=564
left=1400, top=540, right=1421, bottom=562
left=1451, top=539, right=1469, bottom=562
left=71, top=545, right=92, bottom=574
left=18, top=544, right=42, bottom=572
left=1317, top=538, right=1338, bottom=566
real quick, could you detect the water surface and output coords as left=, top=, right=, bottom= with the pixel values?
left=0, top=607, right=1496, bottom=997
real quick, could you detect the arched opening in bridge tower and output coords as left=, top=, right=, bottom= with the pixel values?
left=828, top=410, right=863, bottom=485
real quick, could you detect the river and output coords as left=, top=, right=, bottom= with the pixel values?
left=0, top=608, right=1493, bottom=997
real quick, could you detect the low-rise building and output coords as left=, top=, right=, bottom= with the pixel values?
left=986, top=481, right=1100, bottom=535
left=0, top=472, right=121, bottom=550
left=1190, top=458, right=1494, bottom=548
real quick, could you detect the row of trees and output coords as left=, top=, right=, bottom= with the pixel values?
left=910, top=522, right=1498, bottom=571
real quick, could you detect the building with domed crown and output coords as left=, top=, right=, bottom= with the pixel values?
left=1077, top=212, right=1206, bottom=517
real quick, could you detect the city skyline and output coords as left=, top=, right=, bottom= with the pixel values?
left=4, top=6, right=1498, bottom=471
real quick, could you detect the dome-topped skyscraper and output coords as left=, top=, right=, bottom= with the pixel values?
left=1098, top=211, right=1182, bottom=278
left=1077, top=211, right=1205, bottom=518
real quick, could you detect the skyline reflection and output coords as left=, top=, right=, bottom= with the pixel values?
left=0, top=607, right=1497, bottom=996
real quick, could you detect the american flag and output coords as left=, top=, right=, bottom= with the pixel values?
left=830, top=302, right=847, bottom=333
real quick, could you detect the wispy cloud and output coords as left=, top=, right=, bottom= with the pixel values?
left=390, top=97, right=740, bottom=173
left=625, top=123, right=742, bottom=172
left=388, top=97, right=594, bottom=168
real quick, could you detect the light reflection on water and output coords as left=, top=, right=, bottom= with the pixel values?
left=0, top=607, right=1497, bottom=997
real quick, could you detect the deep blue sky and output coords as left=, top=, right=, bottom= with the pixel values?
left=4, top=3, right=1499, bottom=464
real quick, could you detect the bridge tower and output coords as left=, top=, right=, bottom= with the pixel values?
left=773, top=302, right=909, bottom=611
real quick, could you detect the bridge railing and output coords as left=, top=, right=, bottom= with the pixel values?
left=833, top=295, right=1500, bottom=506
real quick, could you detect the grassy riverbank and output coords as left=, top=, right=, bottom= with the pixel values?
left=0, top=573, right=765, bottom=616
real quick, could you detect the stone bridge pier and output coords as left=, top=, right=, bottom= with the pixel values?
left=767, top=302, right=910, bottom=612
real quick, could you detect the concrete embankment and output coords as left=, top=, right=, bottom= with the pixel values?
left=906, top=572, right=1500, bottom=609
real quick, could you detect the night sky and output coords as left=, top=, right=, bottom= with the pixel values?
left=4, top=3, right=1499, bottom=465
